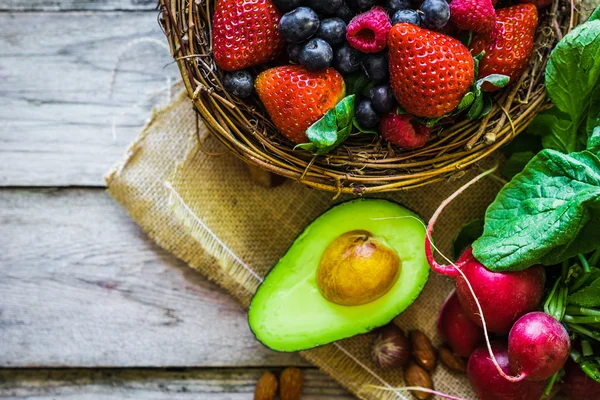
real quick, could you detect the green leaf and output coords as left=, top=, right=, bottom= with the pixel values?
left=452, top=219, right=484, bottom=260
left=458, top=92, right=475, bottom=111
left=501, top=132, right=542, bottom=158
left=569, top=277, right=600, bottom=307
left=539, top=16, right=600, bottom=152
left=527, top=107, right=577, bottom=153
left=502, top=151, right=536, bottom=180
left=301, top=95, right=356, bottom=155
left=588, top=126, right=600, bottom=154
left=589, top=5, right=600, bottom=22
left=353, top=118, right=378, bottom=134
left=466, top=74, right=509, bottom=120
left=479, top=74, right=510, bottom=89
left=344, top=73, right=370, bottom=96
left=472, top=149, right=600, bottom=271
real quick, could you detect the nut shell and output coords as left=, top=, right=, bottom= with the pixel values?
left=404, top=362, right=433, bottom=400
left=279, top=367, right=304, bottom=400
left=254, top=371, right=278, bottom=400
left=438, top=345, right=466, bottom=373
left=410, top=330, right=437, bottom=372
left=372, top=324, right=412, bottom=369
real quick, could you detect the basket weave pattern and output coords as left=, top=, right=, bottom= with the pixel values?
left=159, top=0, right=576, bottom=194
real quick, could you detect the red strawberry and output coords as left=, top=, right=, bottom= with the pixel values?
left=346, top=6, right=392, bottom=53
left=388, top=23, right=475, bottom=119
left=470, top=4, right=538, bottom=91
left=380, top=113, right=431, bottom=149
left=449, top=0, right=497, bottom=33
left=212, top=0, right=284, bottom=71
left=255, top=65, right=345, bottom=143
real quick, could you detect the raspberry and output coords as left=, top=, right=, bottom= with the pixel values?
left=379, top=113, right=431, bottom=150
left=449, top=0, right=497, bottom=33
left=346, top=6, right=391, bottom=53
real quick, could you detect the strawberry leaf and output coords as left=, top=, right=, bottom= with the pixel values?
left=458, top=92, right=476, bottom=111
left=301, top=95, right=356, bottom=155
left=479, top=74, right=510, bottom=89
left=353, top=119, right=378, bottom=134
left=466, top=74, right=510, bottom=120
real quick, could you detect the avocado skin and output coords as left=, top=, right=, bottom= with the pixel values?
left=248, top=198, right=430, bottom=352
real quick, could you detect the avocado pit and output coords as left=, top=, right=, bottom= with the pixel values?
left=316, top=230, right=401, bottom=306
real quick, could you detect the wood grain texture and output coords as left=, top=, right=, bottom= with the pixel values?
left=1, top=0, right=157, bottom=12
left=0, top=188, right=307, bottom=368
left=0, top=12, right=181, bottom=187
left=0, top=368, right=352, bottom=399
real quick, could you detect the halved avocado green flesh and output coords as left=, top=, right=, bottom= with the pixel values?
left=248, top=198, right=430, bottom=352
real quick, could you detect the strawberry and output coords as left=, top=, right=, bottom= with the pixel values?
left=212, top=0, right=284, bottom=71
left=470, top=4, right=538, bottom=91
left=388, top=23, right=475, bottom=119
left=449, top=0, right=497, bottom=33
left=255, top=65, right=345, bottom=143
left=519, top=0, right=553, bottom=9
left=380, top=113, right=431, bottom=149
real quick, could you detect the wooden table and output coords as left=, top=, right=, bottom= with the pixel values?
left=0, top=2, right=352, bottom=398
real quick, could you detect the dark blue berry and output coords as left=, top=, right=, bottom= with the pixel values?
left=391, top=9, right=421, bottom=25
left=272, top=0, right=305, bottom=12
left=369, top=84, right=395, bottom=114
left=299, top=38, right=333, bottom=71
left=279, top=7, right=320, bottom=43
left=316, top=18, right=347, bottom=46
left=307, top=0, right=343, bottom=15
left=223, top=70, right=254, bottom=98
left=420, top=0, right=449, bottom=30
left=361, top=52, right=389, bottom=83
left=348, top=0, right=377, bottom=12
left=334, top=43, right=364, bottom=74
left=356, top=99, right=380, bottom=128
left=387, top=0, right=411, bottom=12
left=287, top=42, right=305, bottom=63
left=333, top=1, right=355, bottom=23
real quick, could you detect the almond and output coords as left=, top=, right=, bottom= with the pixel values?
left=410, top=330, right=437, bottom=371
left=404, top=362, right=433, bottom=400
left=254, top=371, right=278, bottom=400
left=279, top=367, right=304, bottom=400
left=438, top=345, right=467, bottom=373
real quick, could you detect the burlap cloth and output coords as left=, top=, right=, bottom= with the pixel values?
left=106, top=87, right=505, bottom=399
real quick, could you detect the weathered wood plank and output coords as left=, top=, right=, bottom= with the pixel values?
left=0, top=12, right=181, bottom=187
left=0, top=1, right=157, bottom=12
left=0, top=188, right=307, bottom=368
left=0, top=368, right=353, bottom=399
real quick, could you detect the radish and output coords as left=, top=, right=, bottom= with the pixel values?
left=438, top=291, right=484, bottom=358
left=425, top=168, right=546, bottom=334
left=508, top=312, right=570, bottom=381
left=467, top=343, right=546, bottom=400
left=561, top=359, right=600, bottom=399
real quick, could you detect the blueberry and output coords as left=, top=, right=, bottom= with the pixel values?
left=361, top=52, right=389, bottom=83
left=279, top=7, right=320, bottom=43
left=272, top=0, right=305, bottom=12
left=420, top=0, right=450, bottom=30
left=307, top=0, right=342, bottom=15
left=387, top=0, right=411, bottom=12
left=369, top=84, right=396, bottom=114
left=299, top=38, right=334, bottom=71
left=334, top=43, right=364, bottom=74
left=391, top=9, right=421, bottom=25
left=223, top=70, right=254, bottom=98
left=316, top=18, right=347, bottom=46
left=333, top=1, right=355, bottom=23
left=356, top=99, right=380, bottom=129
left=287, top=42, right=305, bottom=63
left=348, top=0, right=377, bottom=12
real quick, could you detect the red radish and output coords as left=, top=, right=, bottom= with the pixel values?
left=508, top=312, right=570, bottom=381
left=561, top=359, right=600, bottom=399
left=438, top=291, right=484, bottom=358
left=467, top=343, right=547, bottom=400
left=425, top=168, right=546, bottom=334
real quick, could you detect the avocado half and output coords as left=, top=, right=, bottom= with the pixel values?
left=248, top=198, right=430, bottom=352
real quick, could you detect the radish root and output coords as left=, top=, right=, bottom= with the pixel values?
left=369, top=385, right=468, bottom=400
left=426, top=165, right=526, bottom=383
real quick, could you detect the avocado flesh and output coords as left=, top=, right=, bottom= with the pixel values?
left=248, top=198, right=430, bottom=352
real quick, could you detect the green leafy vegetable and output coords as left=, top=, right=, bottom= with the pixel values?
left=569, top=277, right=600, bottom=307
left=532, top=12, right=600, bottom=152
left=472, top=149, right=600, bottom=271
left=297, top=95, right=356, bottom=155
left=502, top=151, right=536, bottom=180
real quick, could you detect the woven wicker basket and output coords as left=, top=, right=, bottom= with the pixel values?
left=159, top=0, right=577, bottom=195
